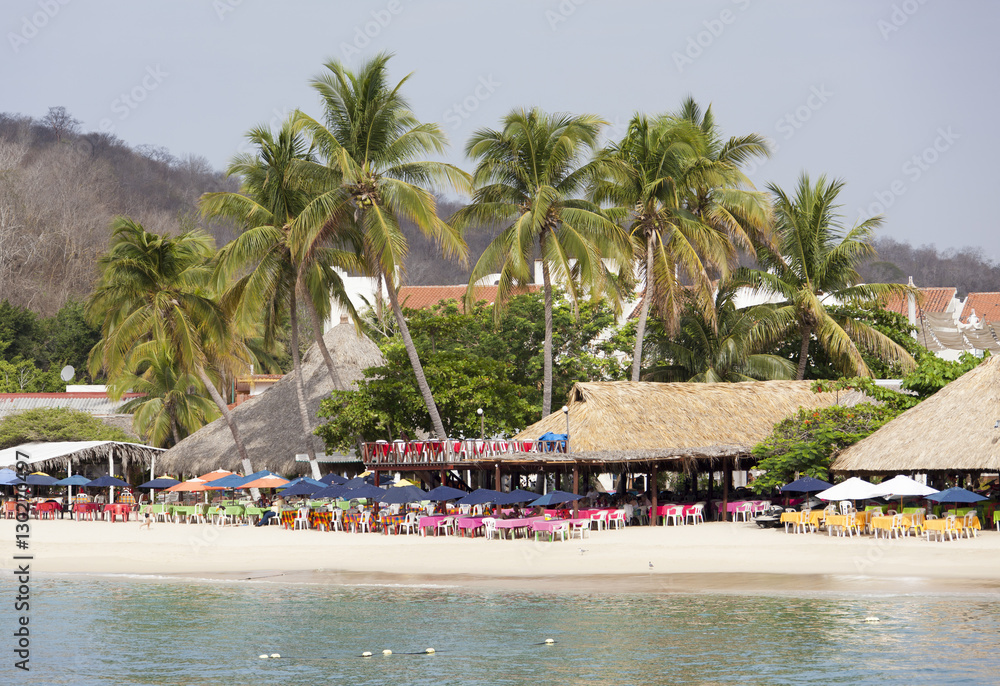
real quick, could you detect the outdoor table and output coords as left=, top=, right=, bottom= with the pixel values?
left=243, top=506, right=266, bottom=524
left=170, top=505, right=199, bottom=523
left=779, top=510, right=824, bottom=531
left=455, top=516, right=485, bottom=537
left=493, top=517, right=532, bottom=539
left=870, top=514, right=916, bottom=537
left=379, top=513, right=408, bottom=535
left=922, top=517, right=980, bottom=539
left=532, top=518, right=572, bottom=540
left=824, top=510, right=872, bottom=534
left=418, top=514, right=454, bottom=536
left=35, top=501, right=61, bottom=519
left=279, top=510, right=300, bottom=529
left=342, top=511, right=369, bottom=532
left=72, top=502, right=100, bottom=520
left=103, top=503, right=132, bottom=522
left=309, top=510, right=333, bottom=531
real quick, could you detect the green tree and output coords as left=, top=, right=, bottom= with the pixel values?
left=455, top=107, right=629, bottom=417
left=86, top=217, right=256, bottom=471
left=0, top=358, right=64, bottom=392
left=644, top=281, right=795, bottom=382
left=201, top=120, right=360, bottom=464
left=0, top=407, right=131, bottom=450
left=738, top=173, right=916, bottom=379
left=291, top=52, right=470, bottom=439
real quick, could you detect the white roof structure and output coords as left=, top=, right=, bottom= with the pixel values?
left=0, top=441, right=163, bottom=472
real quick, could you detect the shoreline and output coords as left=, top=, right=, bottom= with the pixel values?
left=5, top=519, right=1000, bottom=595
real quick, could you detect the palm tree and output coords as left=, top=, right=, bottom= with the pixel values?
left=644, top=280, right=795, bottom=382
left=87, top=217, right=255, bottom=471
left=200, top=121, right=362, bottom=466
left=738, top=173, right=916, bottom=379
left=596, top=105, right=772, bottom=382
left=454, top=107, right=629, bottom=417
left=290, top=52, right=470, bottom=439
left=113, top=345, right=220, bottom=447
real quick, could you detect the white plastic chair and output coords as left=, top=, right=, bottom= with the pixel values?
left=571, top=520, right=590, bottom=539
left=838, top=512, right=858, bottom=538
left=963, top=511, right=978, bottom=538
left=839, top=501, right=852, bottom=515
left=400, top=512, right=418, bottom=535
left=293, top=508, right=310, bottom=531
left=590, top=511, right=608, bottom=531
left=482, top=517, right=497, bottom=540
left=686, top=504, right=705, bottom=525
left=435, top=516, right=455, bottom=536
left=664, top=505, right=684, bottom=526
left=608, top=509, right=627, bottom=529
left=733, top=502, right=753, bottom=523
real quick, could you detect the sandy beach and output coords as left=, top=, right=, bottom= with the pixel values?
left=4, top=518, right=1000, bottom=593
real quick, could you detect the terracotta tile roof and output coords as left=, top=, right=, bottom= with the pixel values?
left=397, top=285, right=538, bottom=312
left=960, top=292, right=1000, bottom=324
left=882, top=287, right=956, bottom=315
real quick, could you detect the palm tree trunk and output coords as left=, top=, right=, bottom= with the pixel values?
left=796, top=325, right=812, bottom=380
left=384, top=269, right=447, bottom=439
left=289, top=288, right=318, bottom=463
left=171, top=419, right=180, bottom=448
left=541, top=252, right=554, bottom=418
left=631, top=232, right=655, bottom=382
left=197, top=365, right=252, bottom=473
left=301, top=274, right=344, bottom=391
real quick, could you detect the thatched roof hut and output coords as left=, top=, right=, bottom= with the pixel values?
left=831, top=355, right=1000, bottom=474
left=157, top=324, right=383, bottom=476
left=502, top=380, right=869, bottom=468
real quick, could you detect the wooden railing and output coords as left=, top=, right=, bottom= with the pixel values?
left=361, top=439, right=567, bottom=466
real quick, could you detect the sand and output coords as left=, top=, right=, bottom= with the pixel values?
left=3, top=518, right=999, bottom=593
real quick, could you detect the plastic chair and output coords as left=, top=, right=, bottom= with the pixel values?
left=963, top=511, right=978, bottom=538
left=838, top=501, right=852, bottom=515
left=608, top=509, right=627, bottom=529
left=589, top=511, right=607, bottom=531
left=571, top=520, right=590, bottom=539
left=685, top=504, right=705, bottom=525
left=330, top=508, right=343, bottom=532
left=733, top=502, right=753, bottom=523
left=482, top=517, right=497, bottom=540
left=293, top=508, right=310, bottom=531
left=400, top=512, right=418, bottom=535
left=435, top=516, right=455, bottom=536
left=838, top=512, right=859, bottom=538
left=664, top=505, right=684, bottom=526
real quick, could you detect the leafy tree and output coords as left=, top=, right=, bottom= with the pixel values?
left=0, top=299, right=39, bottom=360
left=292, top=52, right=470, bottom=440
left=901, top=351, right=988, bottom=397
left=86, top=217, right=256, bottom=472
left=737, top=174, right=916, bottom=379
left=0, top=407, right=131, bottom=450
left=455, top=107, right=628, bottom=417
left=0, top=358, right=64, bottom=392
left=750, top=404, right=899, bottom=494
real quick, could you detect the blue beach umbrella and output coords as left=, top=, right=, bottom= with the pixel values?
left=425, top=486, right=468, bottom=502
left=320, top=473, right=347, bottom=485
left=780, top=476, right=833, bottom=493
left=26, top=473, right=59, bottom=486
left=494, top=490, right=539, bottom=505
left=279, top=477, right=326, bottom=489
left=311, top=485, right=349, bottom=500
left=0, top=468, right=22, bottom=485
left=280, top=482, right=323, bottom=497
left=455, top=489, right=502, bottom=506
left=56, top=475, right=92, bottom=486
left=925, top=488, right=987, bottom=504
left=137, top=478, right=180, bottom=489
left=85, top=475, right=131, bottom=488
left=377, top=486, right=428, bottom=505
left=529, top=490, right=584, bottom=507
left=341, top=484, right=387, bottom=500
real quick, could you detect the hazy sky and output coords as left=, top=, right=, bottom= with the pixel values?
left=5, top=0, right=998, bottom=259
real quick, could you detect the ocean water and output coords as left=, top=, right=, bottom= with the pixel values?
left=12, top=575, right=1000, bottom=685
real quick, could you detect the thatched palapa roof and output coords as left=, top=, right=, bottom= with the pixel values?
left=831, top=354, right=1000, bottom=474
left=157, top=324, right=383, bottom=476
left=504, top=380, right=869, bottom=466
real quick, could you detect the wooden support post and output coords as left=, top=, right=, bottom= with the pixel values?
left=722, top=456, right=730, bottom=522
left=650, top=464, right=658, bottom=526
left=572, top=463, right=580, bottom=518
left=495, top=463, right=501, bottom=492
left=373, top=470, right=380, bottom=523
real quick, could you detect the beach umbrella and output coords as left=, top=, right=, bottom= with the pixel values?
left=529, top=490, right=584, bottom=507
left=456, top=488, right=502, bottom=506
left=320, top=473, right=347, bottom=485
left=425, top=486, right=468, bottom=502
left=494, top=489, right=540, bottom=505
left=280, top=477, right=326, bottom=489
left=279, top=482, right=323, bottom=497
left=377, top=485, right=428, bottom=505
left=25, top=473, right=59, bottom=486
left=815, top=477, right=878, bottom=502
left=166, top=478, right=212, bottom=492
left=311, top=484, right=349, bottom=500
left=197, top=469, right=234, bottom=482
left=85, top=475, right=131, bottom=488
left=925, top=488, right=987, bottom=504
left=0, top=468, right=22, bottom=485
left=341, top=484, right=386, bottom=500
left=342, top=476, right=369, bottom=488
left=869, top=475, right=938, bottom=512
left=239, top=475, right=290, bottom=490
left=138, top=478, right=181, bottom=489
left=780, top=476, right=833, bottom=493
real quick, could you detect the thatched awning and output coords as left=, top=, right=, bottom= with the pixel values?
left=156, top=324, right=383, bottom=477
left=831, top=355, right=1000, bottom=474
left=0, top=441, right=162, bottom=474
left=504, top=380, right=869, bottom=465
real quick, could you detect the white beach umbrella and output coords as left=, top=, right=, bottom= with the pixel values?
left=868, top=475, right=938, bottom=499
left=815, top=477, right=879, bottom=501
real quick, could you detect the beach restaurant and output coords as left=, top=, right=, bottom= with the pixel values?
left=359, top=380, right=870, bottom=522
